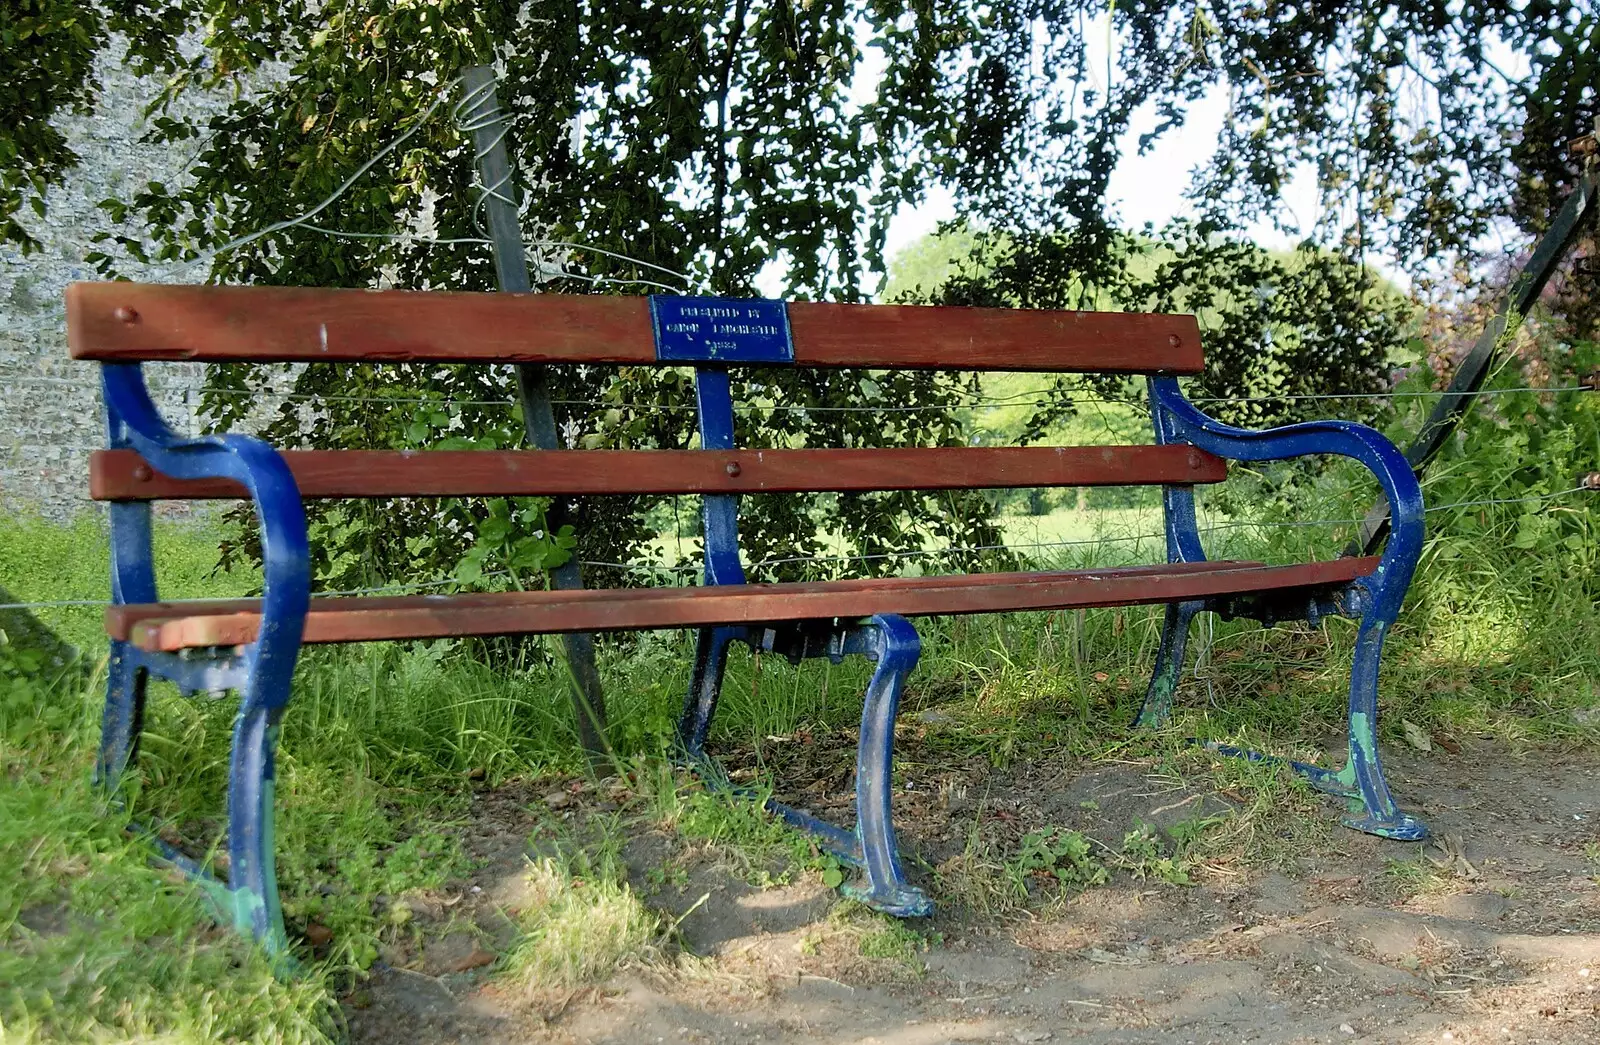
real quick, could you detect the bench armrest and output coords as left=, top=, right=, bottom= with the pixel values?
left=101, top=364, right=309, bottom=701
left=1148, top=377, right=1423, bottom=607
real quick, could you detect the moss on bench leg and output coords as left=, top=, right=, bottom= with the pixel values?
left=1220, top=607, right=1428, bottom=841
left=1323, top=615, right=1429, bottom=841
left=225, top=703, right=291, bottom=957
left=1134, top=600, right=1203, bottom=729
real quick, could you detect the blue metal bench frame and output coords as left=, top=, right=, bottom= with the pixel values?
left=675, top=367, right=933, bottom=915
left=98, top=363, right=308, bottom=954
left=1138, top=377, right=1427, bottom=841
left=671, top=368, right=1428, bottom=921
left=91, top=312, right=1427, bottom=958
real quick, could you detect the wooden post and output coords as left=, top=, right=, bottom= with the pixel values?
left=460, top=64, right=609, bottom=763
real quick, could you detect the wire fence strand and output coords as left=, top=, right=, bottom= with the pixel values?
left=1190, top=384, right=1592, bottom=405
left=1, top=374, right=1141, bottom=415
left=10, top=373, right=1595, bottom=420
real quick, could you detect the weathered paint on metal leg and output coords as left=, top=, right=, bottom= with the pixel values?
left=1196, top=739, right=1355, bottom=795
left=1143, top=378, right=1210, bottom=731
left=1148, top=378, right=1430, bottom=841
left=678, top=626, right=744, bottom=760
left=96, top=640, right=148, bottom=790
left=769, top=801, right=864, bottom=862
left=845, top=614, right=933, bottom=917
left=99, top=492, right=157, bottom=795
left=682, top=369, right=927, bottom=913
left=101, top=364, right=309, bottom=960
left=1328, top=617, right=1429, bottom=840
left=686, top=616, right=932, bottom=916
left=1200, top=620, right=1427, bottom=841
left=226, top=703, right=290, bottom=955
left=107, top=501, right=158, bottom=604
left=1136, top=600, right=1202, bottom=728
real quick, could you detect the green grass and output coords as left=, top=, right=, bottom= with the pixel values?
left=0, top=513, right=260, bottom=652
left=4, top=456, right=1600, bottom=1042
left=501, top=853, right=664, bottom=991
left=1, top=666, right=336, bottom=1043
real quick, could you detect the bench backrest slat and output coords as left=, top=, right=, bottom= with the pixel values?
left=66, top=283, right=1204, bottom=374
left=90, top=445, right=1227, bottom=501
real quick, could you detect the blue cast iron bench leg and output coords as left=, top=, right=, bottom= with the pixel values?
left=678, top=616, right=933, bottom=917
left=1133, top=377, right=1428, bottom=841
left=672, top=365, right=931, bottom=916
left=95, top=364, right=308, bottom=957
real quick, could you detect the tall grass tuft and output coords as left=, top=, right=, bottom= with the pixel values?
left=502, top=856, right=664, bottom=990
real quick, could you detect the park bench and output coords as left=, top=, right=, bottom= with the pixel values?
left=68, top=281, right=1428, bottom=955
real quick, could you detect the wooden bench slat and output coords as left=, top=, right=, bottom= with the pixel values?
left=110, top=557, right=1379, bottom=651
left=90, top=445, right=1228, bottom=500
left=66, top=283, right=1204, bottom=374
left=786, top=302, right=1200, bottom=372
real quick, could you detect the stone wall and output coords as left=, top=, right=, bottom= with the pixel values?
left=0, top=46, right=226, bottom=521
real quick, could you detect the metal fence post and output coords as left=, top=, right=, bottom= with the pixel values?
left=461, top=64, right=609, bottom=763
left=1353, top=164, right=1599, bottom=556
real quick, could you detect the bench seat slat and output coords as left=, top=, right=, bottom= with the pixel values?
left=90, top=445, right=1227, bottom=500
left=110, top=557, right=1378, bottom=652
left=66, top=283, right=1204, bottom=374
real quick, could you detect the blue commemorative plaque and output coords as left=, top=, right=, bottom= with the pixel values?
left=650, top=295, right=794, bottom=364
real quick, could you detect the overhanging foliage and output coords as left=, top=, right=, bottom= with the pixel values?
left=34, top=2, right=1595, bottom=590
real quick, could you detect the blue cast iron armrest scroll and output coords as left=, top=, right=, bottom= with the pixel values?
left=98, top=362, right=310, bottom=954
left=1138, top=376, right=1428, bottom=841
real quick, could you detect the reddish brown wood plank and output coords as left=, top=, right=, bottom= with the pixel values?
left=90, top=445, right=1227, bottom=500
left=110, top=558, right=1379, bottom=651
left=787, top=303, right=1202, bottom=373
left=67, top=283, right=655, bottom=365
left=66, top=283, right=1204, bottom=373
left=111, top=558, right=1246, bottom=631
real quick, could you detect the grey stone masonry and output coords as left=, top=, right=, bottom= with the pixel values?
left=1, top=43, right=240, bottom=521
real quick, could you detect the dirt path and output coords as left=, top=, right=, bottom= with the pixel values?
left=342, top=743, right=1600, bottom=1045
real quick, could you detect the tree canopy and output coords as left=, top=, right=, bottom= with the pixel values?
left=1, top=1, right=105, bottom=251
left=7, top=2, right=1593, bottom=587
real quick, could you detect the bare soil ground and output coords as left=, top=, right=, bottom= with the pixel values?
left=341, top=739, right=1600, bottom=1045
